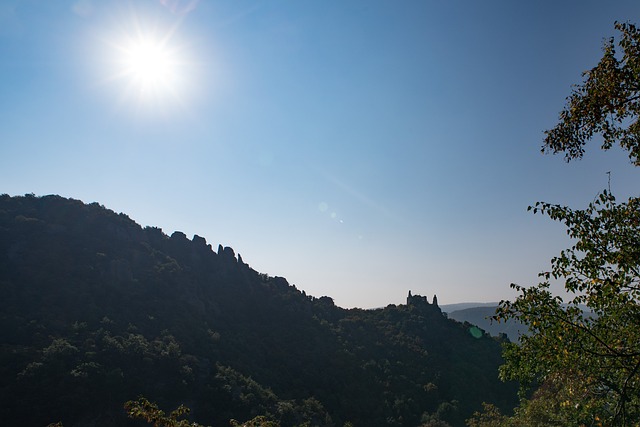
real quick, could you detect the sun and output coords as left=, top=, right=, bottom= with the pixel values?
left=101, top=15, right=193, bottom=112
left=125, top=38, right=175, bottom=88
left=118, top=34, right=181, bottom=97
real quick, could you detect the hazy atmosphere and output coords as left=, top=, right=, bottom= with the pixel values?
left=1, top=0, right=638, bottom=308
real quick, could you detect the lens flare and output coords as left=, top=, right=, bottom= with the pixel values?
left=469, top=326, right=483, bottom=339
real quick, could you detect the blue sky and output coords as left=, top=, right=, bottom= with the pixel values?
left=1, top=0, right=639, bottom=308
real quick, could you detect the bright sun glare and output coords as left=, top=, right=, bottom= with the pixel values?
left=103, top=15, right=192, bottom=111
left=121, top=36, right=178, bottom=94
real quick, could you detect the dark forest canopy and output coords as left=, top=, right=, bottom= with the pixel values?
left=0, top=193, right=516, bottom=427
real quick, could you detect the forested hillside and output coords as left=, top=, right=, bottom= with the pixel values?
left=0, top=194, right=517, bottom=426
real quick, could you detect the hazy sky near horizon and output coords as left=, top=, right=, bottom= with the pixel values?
left=1, top=0, right=639, bottom=308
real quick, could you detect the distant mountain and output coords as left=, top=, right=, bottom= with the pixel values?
left=446, top=306, right=528, bottom=342
left=440, top=302, right=500, bottom=313
left=0, top=194, right=518, bottom=427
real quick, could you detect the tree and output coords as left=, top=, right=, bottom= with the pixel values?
left=543, top=22, right=640, bottom=165
left=125, top=397, right=283, bottom=427
left=230, top=415, right=280, bottom=427
left=466, top=403, right=510, bottom=427
left=495, top=22, right=640, bottom=426
left=125, top=396, right=208, bottom=427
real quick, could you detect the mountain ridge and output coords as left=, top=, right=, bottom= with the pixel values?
left=446, top=306, right=527, bottom=343
left=0, top=193, right=518, bottom=426
left=440, top=302, right=500, bottom=313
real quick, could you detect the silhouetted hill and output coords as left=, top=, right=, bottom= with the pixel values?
left=0, top=194, right=517, bottom=427
left=446, top=307, right=528, bottom=342
left=440, top=302, right=499, bottom=313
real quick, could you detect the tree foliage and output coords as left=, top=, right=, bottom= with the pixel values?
left=494, top=21, right=640, bottom=426
left=544, top=22, right=640, bottom=165
left=125, top=396, right=207, bottom=427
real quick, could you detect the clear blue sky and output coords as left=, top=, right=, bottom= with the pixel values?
left=1, top=0, right=638, bottom=308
